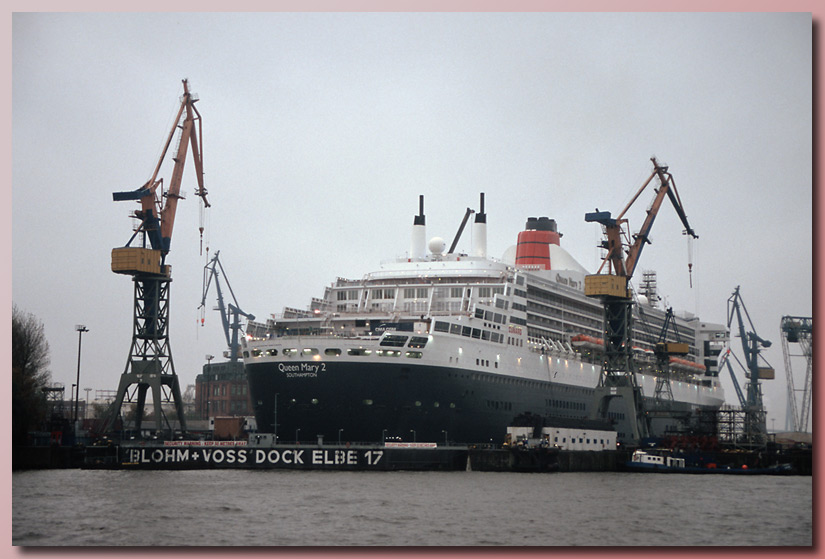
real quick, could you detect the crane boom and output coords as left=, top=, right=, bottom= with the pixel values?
left=622, top=161, right=697, bottom=279
left=200, top=251, right=255, bottom=362
left=587, top=157, right=698, bottom=281
left=112, top=79, right=210, bottom=267
left=727, top=286, right=773, bottom=405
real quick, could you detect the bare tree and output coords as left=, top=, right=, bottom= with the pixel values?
left=12, top=305, right=51, bottom=447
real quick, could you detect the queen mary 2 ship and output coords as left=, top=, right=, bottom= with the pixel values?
left=242, top=195, right=727, bottom=444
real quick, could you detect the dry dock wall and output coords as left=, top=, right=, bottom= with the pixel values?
left=557, top=450, right=626, bottom=472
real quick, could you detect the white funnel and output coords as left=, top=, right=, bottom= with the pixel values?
left=410, top=195, right=427, bottom=260
left=471, top=193, right=487, bottom=258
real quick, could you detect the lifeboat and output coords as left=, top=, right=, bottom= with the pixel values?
left=570, top=334, right=604, bottom=351
left=668, top=356, right=707, bottom=374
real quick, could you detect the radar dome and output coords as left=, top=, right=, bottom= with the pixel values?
left=429, top=237, right=446, bottom=255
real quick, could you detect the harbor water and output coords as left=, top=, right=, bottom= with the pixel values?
left=13, top=469, right=811, bottom=546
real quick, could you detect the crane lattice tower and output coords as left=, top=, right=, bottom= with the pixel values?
left=781, top=316, right=813, bottom=433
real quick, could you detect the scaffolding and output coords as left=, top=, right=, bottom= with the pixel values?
left=42, top=383, right=66, bottom=418
left=713, top=404, right=771, bottom=450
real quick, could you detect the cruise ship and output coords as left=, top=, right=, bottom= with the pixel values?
left=242, top=195, right=727, bottom=444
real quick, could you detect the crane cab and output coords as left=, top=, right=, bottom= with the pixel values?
left=111, top=247, right=166, bottom=276
left=584, top=274, right=630, bottom=299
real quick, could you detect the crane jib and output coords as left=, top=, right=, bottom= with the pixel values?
left=112, top=187, right=153, bottom=201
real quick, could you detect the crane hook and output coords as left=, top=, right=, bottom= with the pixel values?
left=687, top=235, right=694, bottom=288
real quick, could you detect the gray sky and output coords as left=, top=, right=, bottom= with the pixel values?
left=12, top=12, right=813, bottom=430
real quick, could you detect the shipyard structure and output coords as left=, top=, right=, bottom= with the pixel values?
left=15, top=82, right=807, bottom=474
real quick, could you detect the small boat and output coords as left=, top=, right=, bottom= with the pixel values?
left=625, top=449, right=795, bottom=475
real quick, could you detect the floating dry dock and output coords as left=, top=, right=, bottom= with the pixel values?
left=117, top=441, right=466, bottom=471
left=84, top=440, right=617, bottom=472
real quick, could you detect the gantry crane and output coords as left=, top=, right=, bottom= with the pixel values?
left=584, top=157, right=698, bottom=442
left=103, top=79, right=210, bottom=437
left=199, top=250, right=255, bottom=363
left=780, top=315, right=812, bottom=433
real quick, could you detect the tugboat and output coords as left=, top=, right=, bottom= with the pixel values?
left=625, top=449, right=794, bottom=475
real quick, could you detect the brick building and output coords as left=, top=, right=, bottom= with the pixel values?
left=195, top=361, right=253, bottom=418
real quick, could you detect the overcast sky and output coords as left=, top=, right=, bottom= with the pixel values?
left=11, top=11, right=813, bottom=431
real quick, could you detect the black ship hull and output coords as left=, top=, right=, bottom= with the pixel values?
left=245, top=360, right=703, bottom=444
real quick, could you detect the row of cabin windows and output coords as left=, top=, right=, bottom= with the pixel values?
left=336, top=290, right=361, bottom=301
left=486, top=400, right=512, bottom=411
left=544, top=399, right=586, bottom=412
left=335, top=286, right=504, bottom=302
left=247, top=347, right=424, bottom=359
left=473, top=308, right=508, bottom=324
left=379, top=335, right=428, bottom=348
left=289, top=398, right=457, bottom=409
left=433, top=321, right=505, bottom=344
left=554, top=437, right=611, bottom=446
left=468, top=373, right=548, bottom=389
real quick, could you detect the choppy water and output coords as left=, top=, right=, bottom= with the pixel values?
left=13, top=469, right=811, bottom=547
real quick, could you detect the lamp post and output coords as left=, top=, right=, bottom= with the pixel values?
left=442, top=430, right=448, bottom=445
left=338, top=428, right=344, bottom=445
left=296, top=428, right=301, bottom=443
left=84, top=388, right=91, bottom=420
left=273, top=392, right=278, bottom=443
left=204, top=354, right=214, bottom=420
left=382, top=429, right=387, bottom=444
left=410, top=430, right=416, bottom=443
left=74, top=325, right=88, bottom=425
